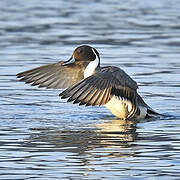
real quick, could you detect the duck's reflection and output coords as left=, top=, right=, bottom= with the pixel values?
left=28, top=117, right=137, bottom=156
left=95, top=118, right=137, bottom=147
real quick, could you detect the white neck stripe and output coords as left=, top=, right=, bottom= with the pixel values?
left=92, top=48, right=98, bottom=59
left=84, top=49, right=100, bottom=78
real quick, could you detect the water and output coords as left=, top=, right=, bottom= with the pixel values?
left=0, top=0, right=180, bottom=179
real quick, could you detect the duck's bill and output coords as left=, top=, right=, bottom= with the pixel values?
left=62, top=56, right=75, bottom=66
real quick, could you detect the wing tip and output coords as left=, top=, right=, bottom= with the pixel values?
left=16, top=72, right=24, bottom=78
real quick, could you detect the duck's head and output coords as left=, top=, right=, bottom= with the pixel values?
left=63, top=45, right=100, bottom=65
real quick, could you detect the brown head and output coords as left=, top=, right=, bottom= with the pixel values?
left=62, top=45, right=100, bottom=66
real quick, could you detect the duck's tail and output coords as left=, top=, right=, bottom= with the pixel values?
left=137, top=94, right=163, bottom=118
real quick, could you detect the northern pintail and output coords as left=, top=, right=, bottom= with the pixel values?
left=17, top=45, right=160, bottom=119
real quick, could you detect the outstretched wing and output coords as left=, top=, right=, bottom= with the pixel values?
left=60, top=66, right=138, bottom=106
left=16, top=61, right=86, bottom=89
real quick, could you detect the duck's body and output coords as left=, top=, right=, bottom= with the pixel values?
left=17, top=45, right=159, bottom=120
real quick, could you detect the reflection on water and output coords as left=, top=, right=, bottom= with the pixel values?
left=1, top=116, right=180, bottom=179
left=28, top=118, right=137, bottom=154
left=96, top=119, right=137, bottom=146
left=1, top=0, right=180, bottom=179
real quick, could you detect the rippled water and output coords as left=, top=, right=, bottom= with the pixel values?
left=1, top=0, right=180, bottom=179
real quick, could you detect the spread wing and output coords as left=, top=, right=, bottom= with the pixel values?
left=16, top=61, right=86, bottom=89
left=60, top=66, right=138, bottom=106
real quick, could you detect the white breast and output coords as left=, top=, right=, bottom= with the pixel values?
left=105, top=96, right=134, bottom=120
left=105, top=96, right=147, bottom=120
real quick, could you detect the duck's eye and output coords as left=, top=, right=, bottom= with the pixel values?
left=78, top=49, right=83, bottom=53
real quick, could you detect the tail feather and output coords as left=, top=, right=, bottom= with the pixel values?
left=147, top=108, right=161, bottom=115
left=137, top=93, right=162, bottom=118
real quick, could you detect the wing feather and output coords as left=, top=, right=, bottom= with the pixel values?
left=60, top=66, right=138, bottom=107
left=17, top=62, right=85, bottom=89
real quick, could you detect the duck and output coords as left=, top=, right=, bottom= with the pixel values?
left=17, top=45, right=160, bottom=120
